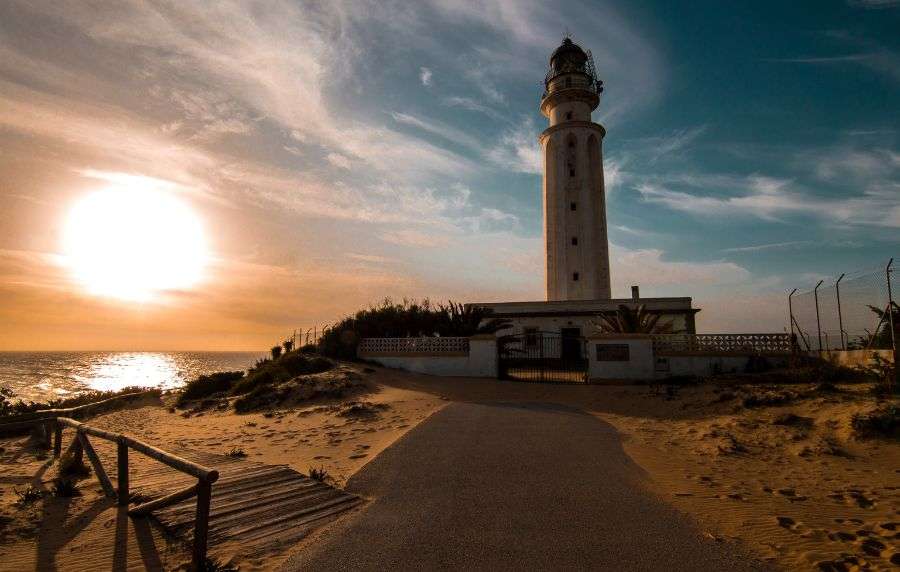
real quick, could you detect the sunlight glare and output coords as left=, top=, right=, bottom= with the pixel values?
left=63, top=185, right=208, bottom=302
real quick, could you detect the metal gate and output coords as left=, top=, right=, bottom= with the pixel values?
left=498, top=331, right=589, bottom=383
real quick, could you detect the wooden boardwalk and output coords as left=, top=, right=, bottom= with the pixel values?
left=93, top=443, right=363, bottom=558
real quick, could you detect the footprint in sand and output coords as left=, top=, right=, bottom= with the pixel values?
left=776, top=516, right=797, bottom=530
left=860, top=538, right=887, bottom=558
left=827, top=530, right=856, bottom=542
left=348, top=454, right=368, bottom=459
left=313, top=455, right=330, bottom=460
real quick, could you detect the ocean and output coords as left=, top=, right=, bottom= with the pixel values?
left=0, top=351, right=268, bottom=403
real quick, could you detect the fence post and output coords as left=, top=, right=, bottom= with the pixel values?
left=813, top=279, right=824, bottom=351
left=835, top=273, right=846, bottom=350
left=117, top=439, right=129, bottom=506
left=886, top=258, right=897, bottom=390
left=192, top=479, right=213, bottom=570
left=53, top=420, right=62, bottom=458
left=788, top=288, right=798, bottom=339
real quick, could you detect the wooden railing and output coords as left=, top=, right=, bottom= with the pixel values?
left=53, top=417, right=218, bottom=569
left=0, top=393, right=217, bottom=570
left=651, top=333, right=794, bottom=355
left=358, top=336, right=470, bottom=356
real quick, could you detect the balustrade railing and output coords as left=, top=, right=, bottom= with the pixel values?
left=651, top=333, right=794, bottom=355
left=358, top=337, right=470, bottom=356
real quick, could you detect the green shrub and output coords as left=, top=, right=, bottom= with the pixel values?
left=299, top=344, right=318, bottom=354
left=773, top=413, right=814, bottom=428
left=14, top=486, right=44, bottom=506
left=51, top=479, right=80, bottom=497
left=308, top=466, right=328, bottom=482
left=230, top=353, right=332, bottom=396
left=177, top=371, right=244, bottom=406
left=1, top=386, right=160, bottom=420
left=318, top=298, right=511, bottom=360
left=231, top=367, right=291, bottom=396
left=852, top=405, right=899, bottom=438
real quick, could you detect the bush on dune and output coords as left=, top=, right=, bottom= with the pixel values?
left=317, top=298, right=511, bottom=360
left=177, top=371, right=245, bottom=406
left=852, top=405, right=899, bottom=439
left=230, top=352, right=333, bottom=396
left=1, top=386, right=160, bottom=420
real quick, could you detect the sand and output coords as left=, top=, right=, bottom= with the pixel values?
left=1, top=364, right=897, bottom=571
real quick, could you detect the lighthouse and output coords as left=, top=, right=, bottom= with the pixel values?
left=539, top=38, right=611, bottom=301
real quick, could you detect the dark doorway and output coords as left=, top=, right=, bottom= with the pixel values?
left=560, top=328, right=583, bottom=360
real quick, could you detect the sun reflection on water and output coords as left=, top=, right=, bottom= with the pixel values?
left=73, top=352, right=185, bottom=393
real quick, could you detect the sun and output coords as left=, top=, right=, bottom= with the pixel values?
left=63, top=186, right=208, bottom=302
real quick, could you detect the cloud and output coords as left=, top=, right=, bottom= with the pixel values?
left=390, top=111, right=484, bottom=152
left=326, top=153, right=352, bottom=170
left=636, top=163, right=900, bottom=228
left=610, top=245, right=751, bottom=295
left=847, top=0, right=900, bottom=8
left=635, top=126, right=708, bottom=163
left=722, top=241, right=812, bottom=253
left=380, top=229, right=449, bottom=248
left=487, top=116, right=542, bottom=174
left=442, top=96, right=504, bottom=120
left=419, top=66, right=433, bottom=86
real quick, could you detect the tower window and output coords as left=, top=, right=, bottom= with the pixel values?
left=571, top=236, right=578, bottom=246
left=570, top=202, right=577, bottom=211
left=568, top=138, right=575, bottom=148
left=573, top=272, right=580, bottom=281
left=565, top=111, right=573, bottom=120
left=569, top=168, right=576, bottom=177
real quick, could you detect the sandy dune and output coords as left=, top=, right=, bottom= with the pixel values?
left=1, top=365, right=897, bottom=571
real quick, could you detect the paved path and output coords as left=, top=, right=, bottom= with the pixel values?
left=283, top=401, right=770, bottom=571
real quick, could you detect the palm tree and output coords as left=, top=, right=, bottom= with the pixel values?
left=592, top=304, right=674, bottom=334
left=865, top=302, right=899, bottom=349
left=437, top=301, right=512, bottom=336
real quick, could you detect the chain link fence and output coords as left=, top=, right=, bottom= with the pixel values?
left=789, top=259, right=896, bottom=351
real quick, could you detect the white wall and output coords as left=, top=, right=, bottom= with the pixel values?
left=588, top=337, right=655, bottom=380
left=361, top=337, right=496, bottom=378
left=588, top=335, right=793, bottom=381
left=814, top=349, right=893, bottom=367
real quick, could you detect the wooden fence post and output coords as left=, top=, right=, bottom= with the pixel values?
left=53, top=422, right=62, bottom=458
left=117, top=439, right=129, bottom=506
left=192, top=479, right=213, bottom=570
left=77, top=431, right=116, bottom=498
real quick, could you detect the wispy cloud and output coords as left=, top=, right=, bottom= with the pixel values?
left=390, top=111, right=484, bottom=152
left=487, top=116, right=542, bottom=174
left=419, top=66, right=433, bottom=87
left=722, top=241, right=812, bottom=253
left=847, top=0, right=900, bottom=8
left=636, top=175, right=900, bottom=228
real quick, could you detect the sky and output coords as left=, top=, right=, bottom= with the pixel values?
left=0, top=0, right=898, bottom=350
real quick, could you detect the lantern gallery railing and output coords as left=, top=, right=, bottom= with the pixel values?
left=358, top=337, right=470, bottom=356
left=651, top=333, right=794, bottom=356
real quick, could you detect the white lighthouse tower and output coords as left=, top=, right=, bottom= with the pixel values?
left=539, top=38, right=611, bottom=301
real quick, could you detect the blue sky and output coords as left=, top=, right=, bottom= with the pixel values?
left=0, top=0, right=898, bottom=348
